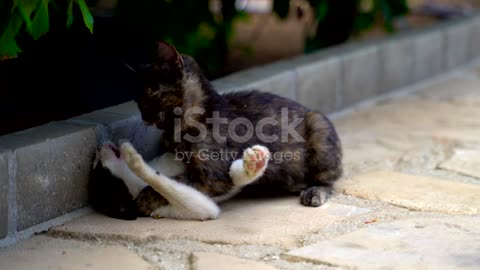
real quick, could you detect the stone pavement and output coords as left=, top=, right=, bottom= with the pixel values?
left=1, top=62, right=480, bottom=270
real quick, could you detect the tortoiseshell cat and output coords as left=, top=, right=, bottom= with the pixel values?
left=90, top=41, right=342, bottom=220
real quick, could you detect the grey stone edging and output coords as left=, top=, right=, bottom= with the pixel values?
left=0, top=13, right=479, bottom=245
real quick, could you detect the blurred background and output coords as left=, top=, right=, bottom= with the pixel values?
left=0, top=0, right=479, bottom=135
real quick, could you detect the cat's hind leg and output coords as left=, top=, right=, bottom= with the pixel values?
left=229, top=145, right=270, bottom=187
left=120, top=142, right=220, bottom=220
left=301, top=112, right=343, bottom=207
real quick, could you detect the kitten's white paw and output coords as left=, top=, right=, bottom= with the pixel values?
left=99, top=142, right=120, bottom=160
left=243, top=145, right=270, bottom=178
left=96, top=142, right=122, bottom=170
left=120, top=142, right=144, bottom=172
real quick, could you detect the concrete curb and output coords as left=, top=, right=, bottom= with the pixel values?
left=1, top=14, right=479, bottom=245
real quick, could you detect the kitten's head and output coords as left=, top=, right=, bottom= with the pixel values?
left=126, top=41, right=206, bottom=128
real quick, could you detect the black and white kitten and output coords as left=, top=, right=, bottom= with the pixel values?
left=91, top=141, right=269, bottom=220
left=89, top=41, right=342, bottom=221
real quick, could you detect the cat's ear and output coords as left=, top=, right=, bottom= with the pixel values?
left=154, top=41, right=184, bottom=73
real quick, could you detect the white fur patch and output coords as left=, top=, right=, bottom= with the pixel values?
left=229, top=159, right=253, bottom=186
left=148, top=152, right=186, bottom=177
left=229, top=145, right=270, bottom=186
left=121, top=142, right=220, bottom=220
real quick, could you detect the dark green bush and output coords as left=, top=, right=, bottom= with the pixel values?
left=0, top=0, right=408, bottom=72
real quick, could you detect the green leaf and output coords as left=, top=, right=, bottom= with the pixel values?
left=0, top=15, right=23, bottom=57
left=30, top=0, right=49, bottom=40
left=67, top=0, right=74, bottom=28
left=315, top=0, right=329, bottom=22
left=236, top=10, right=250, bottom=22
left=377, top=0, right=393, bottom=32
left=17, top=4, right=33, bottom=32
left=387, top=0, right=409, bottom=16
left=12, top=0, right=41, bottom=33
left=0, top=38, right=22, bottom=57
left=354, top=12, right=375, bottom=33
left=378, top=0, right=409, bottom=32
left=75, top=0, right=93, bottom=33
left=12, top=0, right=39, bottom=14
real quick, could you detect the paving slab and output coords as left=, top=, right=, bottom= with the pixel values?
left=413, top=30, right=444, bottom=81
left=369, top=100, right=479, bottom=130
left=50, top=198, right=369, bottom=248
left=0, top=123, right=98, bottom=230
left=410, top=128, right=480, bottom=143
left=469, top=18, right=480, bottom=59
left=335, top=171, right=480, bottom=214
left=295, top=57, right=341, bottom=113
left=0, top=150, right=9, bottom=238
left=439, top=148, right=480, bottom=180
left=379, top=38, right=414, bottom=91
left=342, top=46, right=380, bottom=106
left=71, top=100, right=165, bottom=160
left=213, top=65, right=296, bottom=100
left=336, top=99, right=480, bottom=149
left=339, top=139, right=400, bottom=177
left=0, top=235, right=154, bottom=270
left=246, top=71, right=296, bottom=100
left=414, top=77, right=480, bottom=100
left=340, top=136, right=412, bottom=164
left=191, top=252, right=279, bottom=270
left=445, top=23, right=470, bottom=69
left=286, top=217, right=480, bottom=270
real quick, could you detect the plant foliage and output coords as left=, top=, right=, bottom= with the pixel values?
left=0, top=0, right=93, bottom=58
left=271, top=0, right=409, bottom=50
left=0, top=0, right=408, bottom=68
left=113, top=0, right=246, bottom=76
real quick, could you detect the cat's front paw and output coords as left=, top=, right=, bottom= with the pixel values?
left=300, top=186, right=331, bottom=207
left=243, top=145, right=270, bottom=178
left=120, top=142, right=144, bottom=172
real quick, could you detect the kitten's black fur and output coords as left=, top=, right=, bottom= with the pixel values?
left=89, top=41, right=343, bottom=219
left=89, top=150, right=167, bottom=220
left=89, top=161, right=137, bottom=220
